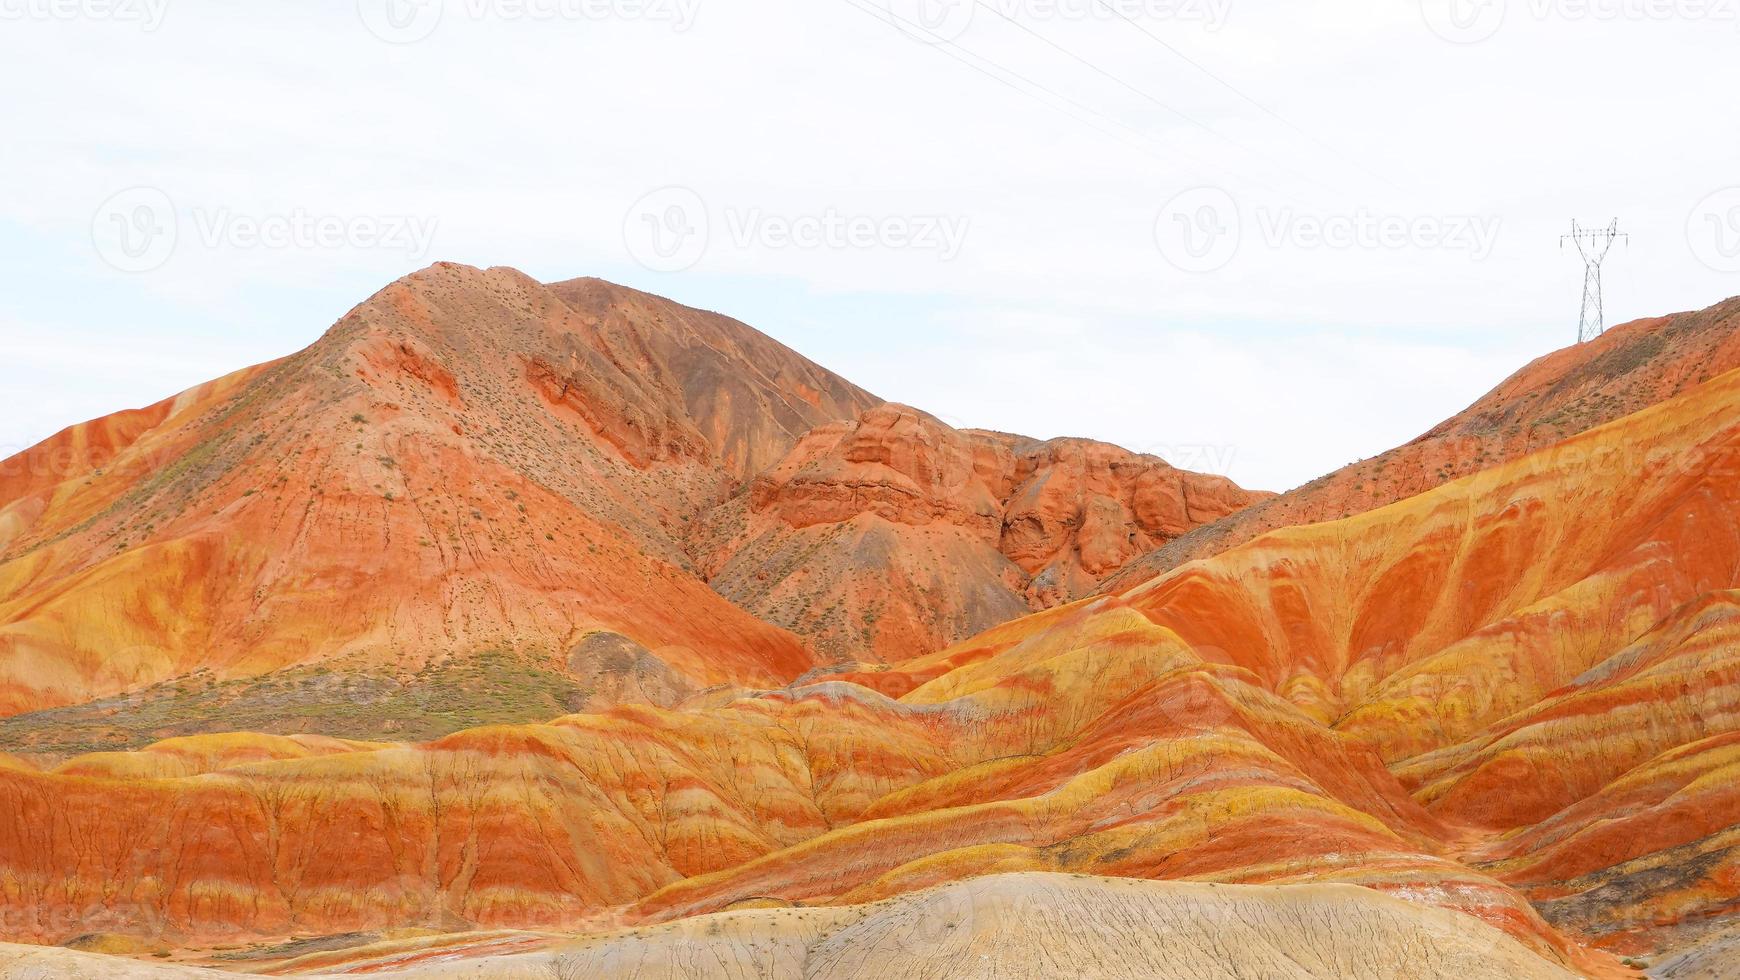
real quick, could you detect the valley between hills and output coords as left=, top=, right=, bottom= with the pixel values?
left=2, top=264, right=1740, bottom=978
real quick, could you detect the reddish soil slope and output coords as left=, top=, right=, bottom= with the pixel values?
left=8, top=280, right=1740, bottom=976
left=691, top=404, right=1265, bottom=661
left=0, top=270, right=1262, bottom=727
left=12, top=353, right=1740, bottom=972
left=544, top=277, right=880, bottom=482
left=1106, top=296, right=1740, bottom=593
left=0, top=264, right=886, bottom=721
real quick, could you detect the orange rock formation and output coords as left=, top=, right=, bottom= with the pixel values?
left=0, top=265, right=886, bottom=720
left=692, top=404, right=1263, bottom=661
left=4, top=278, right=1740, bottom=977
left=1106, top=296, right=1740, bottom=591
left=0, top=266, right=1259, bottom=729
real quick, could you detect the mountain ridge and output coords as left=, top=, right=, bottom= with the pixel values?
left=1105, top=296, right=1740, bottom=594
left=0, top=264, right=1264, bottom=738
left=8, top=273, right=1740, bottom=975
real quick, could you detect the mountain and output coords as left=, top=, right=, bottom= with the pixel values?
left=690, top=403, right=1266, bottom=662
left=8, top=274, right=1740, bottom=976
left=541, top=277, right=881, bottom=483
left=0, top=264, right=888, bottom=731
left=1105, top=296, right=1740, bottom=593
left=0, top=267, right=1263, bottom=750
left=12, top=342, right=1740, bottom=973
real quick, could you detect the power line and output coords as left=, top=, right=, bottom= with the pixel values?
left=837, top=0, right=1191, bottom=166
left=1561, top=218, right=1628, bottom=343
left=1086, top=0, right=1403, bottom=193
left=838, top=0, right=1292, bottom=198
left=842, top=0, right=1294, bottom=195
left=974, top=1, right=1216, bottom=141
left=969, top=0, right=1337, bottom=197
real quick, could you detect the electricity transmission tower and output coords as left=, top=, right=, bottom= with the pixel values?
left=1561, top=219, right=1628, bottom=343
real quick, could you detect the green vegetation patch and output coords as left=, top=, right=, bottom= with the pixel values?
left=0, top=649, right=587, bottom=758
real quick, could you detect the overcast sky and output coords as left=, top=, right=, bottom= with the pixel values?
left=2, top=0, right=1737, bottom=491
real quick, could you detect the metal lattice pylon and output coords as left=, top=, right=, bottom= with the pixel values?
left=1561, top=219, right=1628, bottom=344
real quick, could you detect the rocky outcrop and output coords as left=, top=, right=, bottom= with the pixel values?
left=692, top=404, right=1266, bottom=662
left=8, top=273, right=1740, bottom=977
left=0, top=266, right=1265, bottom=715
left=0, top=265, right=887, bottom=721
left=12, top=338, right=1740, bottom=973
left=545, top=277, right=882, bottom=482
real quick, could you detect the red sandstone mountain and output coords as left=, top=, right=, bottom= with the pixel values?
left=1106, top=296, right=1740, bottom=592
left=9, top=322, right=1740, bottom=975
left=9, top=274, right=1740, bottom=976
left=691, top=403, right=1265, bottom=661
left=0, top=264, right=887, bottom=723
left=0, top=266, right=1258, bottom=742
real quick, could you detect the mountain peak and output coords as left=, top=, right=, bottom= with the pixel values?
left=0, top=268, right=888, bottom=719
